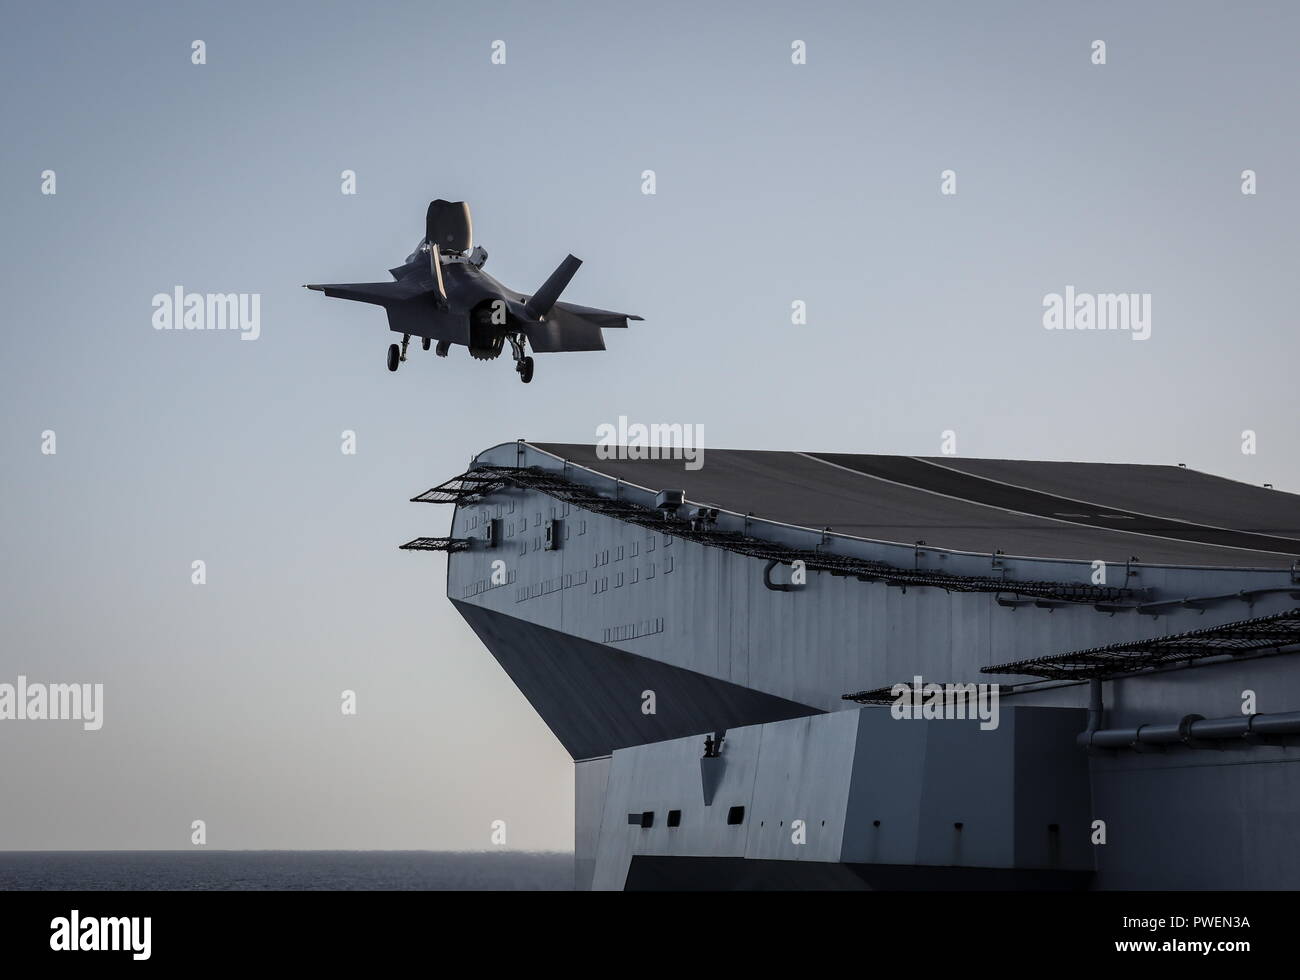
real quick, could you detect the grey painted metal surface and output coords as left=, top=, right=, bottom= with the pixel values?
left=440, top=443, right=1300, bottom=720
left=536, top=443, right=1300, bottom=567
left=1090, top=753, right=1300, bottom=888
left=422, top=440, right=1300, bottom=888
left=453, top=599, right=818, bottom=760
left=811, top=452, right=1300, bottom=557
left=924, top=455, right=1300, bottom=540
left=574, top=758, right=609, bottom=891
left=588, top=708, right=1091, bottom=890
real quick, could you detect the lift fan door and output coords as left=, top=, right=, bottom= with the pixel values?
left=426, top=200, right=473, bottom=253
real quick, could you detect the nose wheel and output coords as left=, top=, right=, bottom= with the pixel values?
left=516, top=356, right=534, bottom=384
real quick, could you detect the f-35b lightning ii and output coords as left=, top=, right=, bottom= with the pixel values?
left=306, top=200, right=641, bottom=383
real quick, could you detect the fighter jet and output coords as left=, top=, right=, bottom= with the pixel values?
left=305, top=200, right=641, bottom=383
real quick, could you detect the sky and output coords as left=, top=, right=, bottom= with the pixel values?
left=1, top=0, right=1297, bottom=850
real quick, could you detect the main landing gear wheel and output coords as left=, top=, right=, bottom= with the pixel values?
left=387, top=343, right=400, bottom=372
left=517, top=356, right=534, bottom=384
left=422, top=337, right=431, bottom=351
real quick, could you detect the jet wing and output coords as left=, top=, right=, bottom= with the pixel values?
left=304, top=280, right=431, bottom=306
left=552, top=300, right=643, bottom=330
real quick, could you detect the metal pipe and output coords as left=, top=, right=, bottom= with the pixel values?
left=1078, top=679, right=1104, bottom=747
left=1134, top=586, right=1300, bottom=614
left=1082, top=708, right=1300, bottom=751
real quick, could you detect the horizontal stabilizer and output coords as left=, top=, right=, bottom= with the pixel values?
left=553, top=300, right=642, bottom=329
left=525, top=313, right=607, bottom=353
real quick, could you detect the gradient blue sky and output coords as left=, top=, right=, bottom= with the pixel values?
left=2, top=0, right=1297, bottom=849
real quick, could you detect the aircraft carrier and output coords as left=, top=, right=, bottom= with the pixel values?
left=404, top=441, right=1300, bottom=890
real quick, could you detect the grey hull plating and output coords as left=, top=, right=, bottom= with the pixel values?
left=425, top=441, right=1300, bottom=889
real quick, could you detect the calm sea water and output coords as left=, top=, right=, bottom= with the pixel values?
left=0, top=851, right=575, bottom=891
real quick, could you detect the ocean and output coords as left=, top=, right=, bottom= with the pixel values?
left=0, top=851, right=575, bottom=891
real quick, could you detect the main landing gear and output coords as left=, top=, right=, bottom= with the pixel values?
left=388, top=334, right=411, bottom=372
left=508, top=334, right=534, bottom=384
left=385, top=333, right=533, bottom=382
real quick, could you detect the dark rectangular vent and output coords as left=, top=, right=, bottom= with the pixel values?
left=727, top=806, right=745, bottom=826
left=667, top=810, right=682, bottom=828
